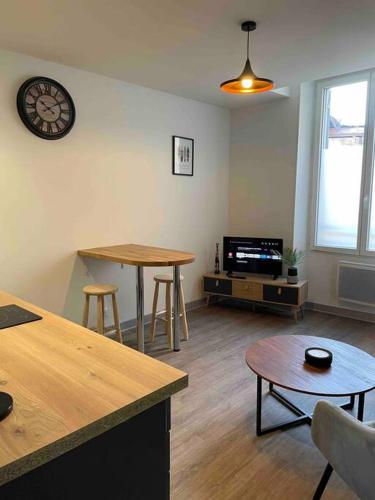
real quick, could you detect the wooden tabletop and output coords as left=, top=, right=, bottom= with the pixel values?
left=78, top=244, right=196, bottom=267
left=0, top=291, right=188, bottom=486
left=246, top=335, right=375, bottom=397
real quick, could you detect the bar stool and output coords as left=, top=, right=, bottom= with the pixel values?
left=150, top=274, right=188, bottom=349
left=82, top=284, right=123, bottom=343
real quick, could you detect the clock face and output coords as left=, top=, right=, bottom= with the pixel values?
left=17, top=77, right=75, bottom=140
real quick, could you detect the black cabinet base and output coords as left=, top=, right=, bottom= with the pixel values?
left=0, top=399, right=171, bottom=500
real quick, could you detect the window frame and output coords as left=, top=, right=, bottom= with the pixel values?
left=311, top=70, right=375, bottom=255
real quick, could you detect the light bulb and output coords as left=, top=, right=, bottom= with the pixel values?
left=241, top=78, right=253, bottom=89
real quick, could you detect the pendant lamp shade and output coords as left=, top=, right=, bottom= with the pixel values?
left=220, top=21, right=273, bottom=95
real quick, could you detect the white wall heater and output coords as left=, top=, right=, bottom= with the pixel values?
left=337, top=261, right=375, bottom=306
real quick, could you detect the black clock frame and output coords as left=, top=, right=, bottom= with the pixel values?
left=17, top=76, right=76, bottom=140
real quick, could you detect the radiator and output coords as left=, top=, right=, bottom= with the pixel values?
left=337, top=261, right=375, bottom=306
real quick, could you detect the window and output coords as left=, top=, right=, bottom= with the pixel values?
left=313, top=71, right=375, bottom=254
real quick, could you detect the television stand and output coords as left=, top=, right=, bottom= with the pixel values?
left=203, top=272, right=308, bottom=322
left=226, top=271, right=246, bottom=279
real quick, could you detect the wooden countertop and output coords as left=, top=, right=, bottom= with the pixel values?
left=78, top=244, right=196, bottom=267
left=0, top=291, right=188, bottom=486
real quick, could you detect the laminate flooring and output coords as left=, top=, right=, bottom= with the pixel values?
left=125, top=302, right=375, bottom=499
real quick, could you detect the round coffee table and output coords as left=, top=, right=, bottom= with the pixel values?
left=246, top=335, right=375, bottom=436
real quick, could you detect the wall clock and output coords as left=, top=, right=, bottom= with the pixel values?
left=17, top=76, right=75, bottom=140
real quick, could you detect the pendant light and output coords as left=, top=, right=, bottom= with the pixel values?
left=220, top=21, right=273, bottom=95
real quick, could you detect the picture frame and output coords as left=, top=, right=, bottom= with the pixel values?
left=172, top=136, right=194, bottom=176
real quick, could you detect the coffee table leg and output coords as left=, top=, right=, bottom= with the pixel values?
left=339, top=394, right=355, bottom=412
left=256, top=377, right=310, bottom=436
left=358, top=393, right=365, bottom=421
left=256, top=376, right=262, bottom=436
left=255, top=385, right=361, bottom=437
left=350, top=395, right=355, bottom=408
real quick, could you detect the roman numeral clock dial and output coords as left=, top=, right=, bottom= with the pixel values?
left=17, top=77, right=75, bottom=140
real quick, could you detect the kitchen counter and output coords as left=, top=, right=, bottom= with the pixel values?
left=0, top=291, right=187, bottom=499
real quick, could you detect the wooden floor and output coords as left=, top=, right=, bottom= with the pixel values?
left=127, top=302, right=375, bottom=499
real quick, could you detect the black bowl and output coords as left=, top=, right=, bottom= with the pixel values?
left=305, top=347, right=333, bottom=368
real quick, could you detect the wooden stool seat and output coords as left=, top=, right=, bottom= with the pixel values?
left=83, top=284, right=119, bottom=296
left=153, top=274, right=184, bottom=284
left=150, top=274, right=188, bottom=349
left=82, top=284, right=122, bottom=343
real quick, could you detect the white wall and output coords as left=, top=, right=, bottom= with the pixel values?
left=293, top=82, right=316, bottom=280
left=229, top=78, right=375, bottom=315
left=229, top=87, right=300, bottom=247
left=0, top=49, right=230, bottom=325
left=295, top=80, right=375, bottom=312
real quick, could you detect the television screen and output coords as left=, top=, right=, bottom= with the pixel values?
left=223, top=237, right=283, bottom=276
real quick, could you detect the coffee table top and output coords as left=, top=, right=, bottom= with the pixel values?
left=246, top=335, right=375, bottom=397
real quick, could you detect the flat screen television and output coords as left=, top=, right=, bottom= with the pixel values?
left=223, top=236, right=283, bottom=278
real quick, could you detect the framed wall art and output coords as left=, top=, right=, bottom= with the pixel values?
left=172, top=136, right=194, bottom=176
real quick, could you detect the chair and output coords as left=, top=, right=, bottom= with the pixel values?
left=150, top=274, right=189, bottom=349
left=311, top=399, right=375, bottom=500
left=82, top=284, right=123, bottom=343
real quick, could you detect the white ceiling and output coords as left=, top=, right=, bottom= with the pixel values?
left=1, top=0, right=375, bottom=108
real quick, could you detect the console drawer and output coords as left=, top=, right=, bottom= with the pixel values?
left=204, top=277, right=232, bottom=295
left=263, top=285, right=299, bottom=305
left=232, top=281, right=262, bottom=301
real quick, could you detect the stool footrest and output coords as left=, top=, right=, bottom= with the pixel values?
left=155, top=311, right=184, bottom=322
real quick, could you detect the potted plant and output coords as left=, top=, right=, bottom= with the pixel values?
left=278, top=248, right=304, bottom=284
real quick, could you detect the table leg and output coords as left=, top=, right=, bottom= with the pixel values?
left=357, top=393, right=365, bottom=421
left=256, top=376, right=262, bottom=436
left=173, top=266, right=181, bottom=352
left=350, top=394, right=355, bottom=409
left=136, top=266, right=144, bottom=353
left=255, top=383, right=361, bottom=437
left=256, top=381, right=313, bottom=436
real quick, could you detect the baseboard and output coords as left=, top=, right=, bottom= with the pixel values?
left=103, top=298, right=375, bottom=340
left=305, top=301, right=375, bottom=323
